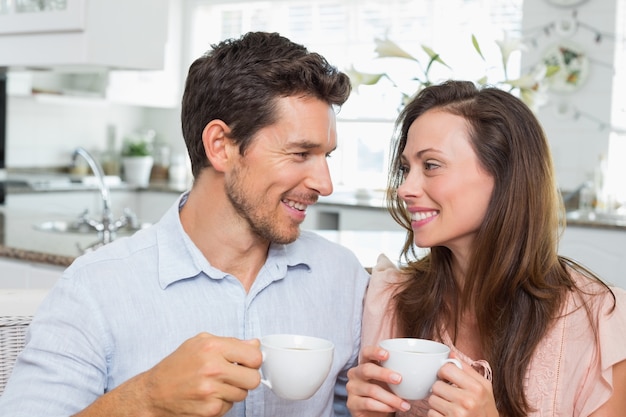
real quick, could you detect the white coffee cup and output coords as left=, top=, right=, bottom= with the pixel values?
left=379, top=338, right=462, bottom=400
left=260, top=334, right=334, bottom=400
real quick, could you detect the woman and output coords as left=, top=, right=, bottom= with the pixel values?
left=346, top=80, right=626, bottom=417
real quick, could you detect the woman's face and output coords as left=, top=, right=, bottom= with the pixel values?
left=397, top=109, right=494, bottom=257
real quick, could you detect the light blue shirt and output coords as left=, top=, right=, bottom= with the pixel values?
left=0, top=193, right=369, bottom=417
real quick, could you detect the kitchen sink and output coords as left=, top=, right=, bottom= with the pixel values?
left=34, top=219, right=150, bottom=235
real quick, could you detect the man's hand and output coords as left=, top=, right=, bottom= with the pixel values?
left=74, top=333, right=263, bottom=417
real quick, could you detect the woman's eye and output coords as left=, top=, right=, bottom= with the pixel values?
left=398, top=165, right=409, bottom=176
left=424, top=161, right=439, bottom=170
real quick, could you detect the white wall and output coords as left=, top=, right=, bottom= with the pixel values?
left=523, top=0, right=620, bottom=190
left=4, top=0, right=624, bottom=191
left=6, top=96, right=147, bottom=167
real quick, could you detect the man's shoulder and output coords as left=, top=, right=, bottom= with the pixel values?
left=66, top=226, right=160, bottom=276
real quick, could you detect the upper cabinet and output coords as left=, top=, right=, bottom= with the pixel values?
left=0, top=0, right=169, bottom=70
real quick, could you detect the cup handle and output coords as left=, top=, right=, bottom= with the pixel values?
left=442, top=358, right=462, bottom=369
left=259, top=351, right=272, bottom=389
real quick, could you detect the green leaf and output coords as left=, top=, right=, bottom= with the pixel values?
left=544, top=64, right=561, bottom=78
left=476, top=75, right=488, bottom=85
left=124, top=141, right=151, bottom=157
left=422, top=45, right=450, bottom=69
left=472, top=34, right=485, bottom=61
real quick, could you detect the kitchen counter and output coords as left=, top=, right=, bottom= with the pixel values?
left=0, top=207, right=107, bottom=267
left=1, top=179, right=626, bottom=271
left=4, top=175, right=626, bottom=228
left=0, top=204, right=410, bottom=270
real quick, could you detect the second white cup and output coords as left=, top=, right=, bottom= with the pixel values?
left=260, top=334, right=334, bottom=400
left=379, top=338, right=462, bottom=400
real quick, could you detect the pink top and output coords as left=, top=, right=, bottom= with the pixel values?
left=362, top=254, right=626, bottom=416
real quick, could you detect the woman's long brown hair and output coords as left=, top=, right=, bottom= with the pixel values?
left=386, top=80, right=614, bottom=416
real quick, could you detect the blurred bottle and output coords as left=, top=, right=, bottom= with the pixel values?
left=101, top=124, right=120, bottom=176
left=594, top=154, right=609, bottom=212
left=168, top=153, right=189, bottom=189
left=150, top=141, right=170, bottom=182
left=578, top=181, right=595, bottom=212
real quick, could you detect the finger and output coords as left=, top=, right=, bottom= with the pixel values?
left=219, top=359, right=263, bottom=391
left=360, top=345, right=389, bottom=363
left=352, top=361, right=403, bottom=389
left=225, top=338, right=263, bottom=369
left=429, top=363, right=496, bottom=414
left=195, top=333, right=263, bottom=370
left=351, top=383, right=410, bottom=413
left=348, top=392, right=406, bottom=415
left=437, top=358, right=486, bottom=389
left=193, top=335, right=263, bottom=390
left=347, top=363, right=411, bottom=413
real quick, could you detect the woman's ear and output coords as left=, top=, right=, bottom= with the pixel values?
left=201, top=120, right=232, bottom=172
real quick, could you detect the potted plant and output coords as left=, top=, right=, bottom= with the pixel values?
left=121, top=137, right=154, bottom=188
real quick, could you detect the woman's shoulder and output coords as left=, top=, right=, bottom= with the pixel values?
left=368, top=254, right=408, bottom=299
left=524, top=271, right=626, bottom=415
left=566, top=270, right=625, bottom=315
left=371, top=254, right=405, bottom=282
left=361, top=254, right=406, bottom=348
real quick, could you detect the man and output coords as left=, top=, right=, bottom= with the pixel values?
left=0, top=32, right=369, bottom=417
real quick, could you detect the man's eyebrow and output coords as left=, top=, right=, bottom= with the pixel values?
left=289, top=140, right=336, bottom=152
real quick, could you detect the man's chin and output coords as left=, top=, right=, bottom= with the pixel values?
left=269, top=225, right=301, bottom=245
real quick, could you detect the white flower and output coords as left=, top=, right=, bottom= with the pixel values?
left=347, top=33, right=560, bottom=112
left=344, top=65, right=386, bottom=91
left=504, top=64, right=550, bottom=111
left=495, top=33, right=527, bottom=69
left=374, top=37, right=418, bottom=61
left=505, top=64, right=546, bottom=89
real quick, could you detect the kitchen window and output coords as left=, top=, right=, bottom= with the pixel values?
left=187, top=0, right=523, bottom=190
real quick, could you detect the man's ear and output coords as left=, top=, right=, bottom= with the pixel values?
left=201, top=120, right=233, bottom=172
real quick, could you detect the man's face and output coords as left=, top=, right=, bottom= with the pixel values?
left=225, top=95, right=337, bottom=244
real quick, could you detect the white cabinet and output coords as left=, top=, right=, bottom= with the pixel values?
left=106, top=0, right=183, bottom=107
left=0, top=257, right=63, bottom=289
left=303, top=204, right=403, bottom=231
left=5, top=190, right=137, bottom=218
left=560, top=225, right=626, bottom=289
left=135, top=191, right=178, bottom=223
left=5, top=189, right=176, bottom=223
left=0, top=0, right=86, bottom=35
left=0, top=0, right=169, bottom=70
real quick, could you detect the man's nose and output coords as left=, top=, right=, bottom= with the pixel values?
left=307, top=158, right=333, bottom=196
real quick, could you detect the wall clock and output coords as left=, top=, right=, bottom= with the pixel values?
left=544, top=0, right=588, bottom=7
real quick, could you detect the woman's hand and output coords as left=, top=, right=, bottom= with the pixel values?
left=346, top=345, right=411, bottom=417
left=427, top=355, right=499, bottom=417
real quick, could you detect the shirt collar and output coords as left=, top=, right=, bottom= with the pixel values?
left=155, top=192, right=313, bottom=289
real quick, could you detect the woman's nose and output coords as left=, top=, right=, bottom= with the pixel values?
left=397, top=171, right=422, bottom=201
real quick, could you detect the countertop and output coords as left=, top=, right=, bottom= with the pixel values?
left=1, top=177, right=625, bottom=269
left=0, top=205, right=409, bottom=270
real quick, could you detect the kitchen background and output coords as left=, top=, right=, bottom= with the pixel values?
left=1, top=0, right=625, bottom=198
left=0, top=0, right=625, bottom=291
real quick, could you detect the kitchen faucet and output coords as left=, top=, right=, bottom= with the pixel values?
left=72, top=147, right=138, bottom=251
left=73, top=147, right=113, bottom=225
